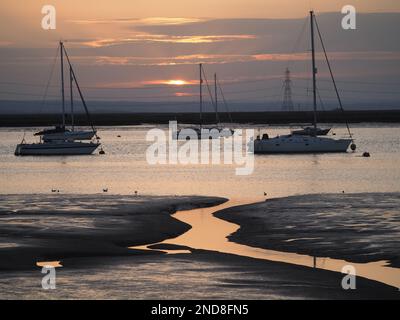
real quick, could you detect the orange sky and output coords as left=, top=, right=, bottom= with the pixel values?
left=1, top=0, right=400, bottom=105
left=2, top=0, right=400, bottom=20
left=2, top=0, right=399, bottom=47
left=1, top=0, right=399, bottom=48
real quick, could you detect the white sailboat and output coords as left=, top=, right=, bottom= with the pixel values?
left=252, top=133, right=352, bottom=154
left=254, top=11, right=355, bottom=154
left=15, top=42, right=100, bottom=156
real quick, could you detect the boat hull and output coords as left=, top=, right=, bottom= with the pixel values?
left=15, top=142, right=100, bottom=156
left=253, top=135, right=352, bottom=154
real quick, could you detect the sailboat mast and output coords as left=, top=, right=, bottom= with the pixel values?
left=199, top=63, right=203, bottom=129
left=310, top=11, right=318, bottom=133
left=70, top=66, right=74, bottom=131
left=60, top=41, right=66, bottom=128
left=62, top=44, right=97, bottom=135
left=214, top=73, right=219, bottom=125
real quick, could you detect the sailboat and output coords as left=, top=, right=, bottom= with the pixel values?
left=253, top=11, right=355, bottom=154
left=174, top=64, right=233, bottom=140
left=15, top=42, right=100, bottom=156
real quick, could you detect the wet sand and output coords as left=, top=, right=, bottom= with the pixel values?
left=135, top=197, right=400, bottom=292
left=0, top=193, right=399, bottom=299
left=0, top=194, right=226, bottom=270
left=215, top=193, right=400, bottom=267
left=1, top=250, right=399, bottom=299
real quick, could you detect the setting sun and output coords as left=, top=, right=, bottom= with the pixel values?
left=142, top=79, right=194, bottom=86
left=165, top=80, right=188, bottom=86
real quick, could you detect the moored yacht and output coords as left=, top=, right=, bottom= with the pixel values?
left=252, top=134, right=351, bottom=154
left=253, top=11, right=356, bottom=154
left=15, top=42, right=101, bottom=156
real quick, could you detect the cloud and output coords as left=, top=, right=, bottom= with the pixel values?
left=69, top=17, right=205, bottom=26
left=134, top=13, right=400, bottom=52
left=76, top=34, right=256, bottom=47
left=2, top=51, right=399, bottom=68
left=56, top=51, right=400, bottom=67
left=0, top=41, right=13, bottom=47
left=174, top=92, right=196, bottom=97
left=253, top=52, right=400, bottom=62
left=2, top=13, right=400, bottom=105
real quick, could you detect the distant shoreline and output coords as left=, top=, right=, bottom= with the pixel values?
left=1, top=110, right=400, bottom=126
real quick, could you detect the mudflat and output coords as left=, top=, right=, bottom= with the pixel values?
left=215, top=193, right=400, bottom=267
left=0, top=194, right=227, bottom=270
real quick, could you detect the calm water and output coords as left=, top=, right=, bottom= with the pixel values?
left=0, top=124, right=399, bottom=198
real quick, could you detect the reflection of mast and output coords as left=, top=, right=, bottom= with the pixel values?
left=282, top=68, right=294, bottom=111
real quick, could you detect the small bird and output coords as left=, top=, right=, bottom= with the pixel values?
left=342, top=190, right=345, bottom=194
left=264, top=192, right=267, bottom=196
left=134, top=190, right=138, bottom=196
left=103, top=188, right=108, bottom=193
left=51, top=189, right=56, bottom=193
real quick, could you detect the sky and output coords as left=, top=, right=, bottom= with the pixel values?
left=0, top=0, right=400, bottom=112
